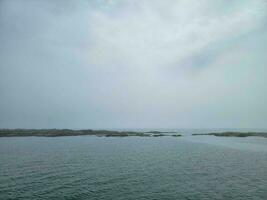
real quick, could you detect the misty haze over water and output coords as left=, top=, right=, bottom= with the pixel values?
left=0, top=0, right=267, bottom=199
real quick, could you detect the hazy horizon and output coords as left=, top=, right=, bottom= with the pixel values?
left=1, top=0, right=267, bottom=129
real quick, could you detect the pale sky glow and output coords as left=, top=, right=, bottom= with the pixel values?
left=0, top=0, right=267, bottom=129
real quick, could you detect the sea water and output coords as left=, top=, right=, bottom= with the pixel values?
left=0, top=131, right=267, bottom=200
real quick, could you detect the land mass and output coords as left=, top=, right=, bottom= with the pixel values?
left=192, top=132, right=267, bottom=138
left=0, top=129, right=181, bottom=137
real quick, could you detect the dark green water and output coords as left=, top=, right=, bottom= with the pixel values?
left=0, top=135, right=267, bottom=200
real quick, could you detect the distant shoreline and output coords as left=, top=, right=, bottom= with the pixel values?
left=0, top=129, right=181, bottom=137
left=192, top=132, right=267, bottom=138
left=1, top=129, right=266, bottom=138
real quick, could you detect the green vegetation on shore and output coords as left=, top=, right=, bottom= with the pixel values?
left=0, top=129, right=182, bottom=137
left=172, top=134, right=182, bottom=137
left=145, top=131, right=177, bottom=134
left=192, top=132, right=267, bottom=138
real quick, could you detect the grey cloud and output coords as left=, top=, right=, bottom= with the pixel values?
left=0, top=0, right=267, bottom=129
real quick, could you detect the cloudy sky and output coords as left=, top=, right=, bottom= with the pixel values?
left=0, top=0, right=267, bottom=129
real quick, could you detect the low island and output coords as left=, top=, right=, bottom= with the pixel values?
left=192, top=132, right=267, bottom=138
left=0, top=129, right=182, bottom=138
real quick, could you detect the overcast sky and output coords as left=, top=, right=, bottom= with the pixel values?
left=0, top=0, right=267, bottom=129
